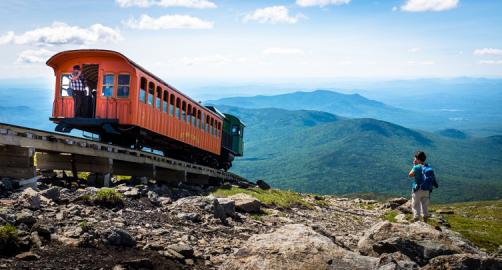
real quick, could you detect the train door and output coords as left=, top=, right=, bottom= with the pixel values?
left=96, top=69, right=118, bottom=119
left=82, top=64, right=99, bottom=118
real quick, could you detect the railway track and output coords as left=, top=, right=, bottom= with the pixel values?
left=0, top=122, right=249, bottom=186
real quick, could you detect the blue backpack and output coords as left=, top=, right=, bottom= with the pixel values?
left=417, top=164, right=438, bottom=191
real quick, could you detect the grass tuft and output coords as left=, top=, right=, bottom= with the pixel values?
left=383, top=210, right=399, bottom=223
left=429, top=200, right=502, bottom=253
left=0, top=224, right=18, bottom=242
left=212, top=186, right=312, bottom=209
left=93, top=188, right=123, bottom=208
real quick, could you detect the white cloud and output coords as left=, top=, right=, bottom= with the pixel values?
left=401, top=0, right=459, bottom=12
left=0, top=22, right=121, bottom=46
left=473, top=48, right=502, bottom=56
left=408, top=47, right=421, bottom=53
left=262, top=47, right=304, bottom=55
left=479, top=60, right=502, bottom=65
left=244, top=6, right=304, bottom=24
left=296, top=0, right=350, bottom=7
left=180, top=55, right=248, bottom=66
left=16, top=49, right=54, bottom=64
left=407, top=60, right=435, bottom=65
left=124, top=14, right=213, bottom=29
left=116, top=0, right=216, bottom=9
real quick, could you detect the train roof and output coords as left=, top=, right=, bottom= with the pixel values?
left=46, top=49, right=221, bottom=119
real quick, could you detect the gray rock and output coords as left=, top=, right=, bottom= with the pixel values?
left=229, top=193, right=261, bottom=213
left=217, top=198, right=236, bottom=217
left=18, top=187, right=41, bottom=210
left=256, top=179, right=271, bottom=190
left=388, top=197, right=408, bottom=209
left=221, top=224, right=381, bottom=270
left=15, top=209, right=36, bottom=226
left=212, top=198, right=227, bottom=221
left=0, top=178, right=15, bottom=191
left=104, top=228, right=136, bottom=247
left=63, top=226, right=83, bottom=238
left=123, top=187, right=140, bottom=198
left=15, top=251, right=40, bottom=261
left=167, top=243, right=194, bottom=258
left=120, top=258, right=154, bottom=269
left=177, top=212, right=202, bottom=223
left=147, top=191, right=159, bottom=204
left=31, top=231, right=43, bottom=248
left=358, top=221, right=480, bottom=266
left=422, top=254, right=502, bottom=270
left=40, top=187, right=60, bottom=202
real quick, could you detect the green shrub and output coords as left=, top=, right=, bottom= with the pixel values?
left=93, top=188, right=123, bottom=207
left=0, top=224, right=19, bottom=254
left=0, top=224, right=18, bottom=242
left=78, top=220, right=91, bottom=231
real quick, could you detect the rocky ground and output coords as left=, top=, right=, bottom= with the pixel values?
left=0, top=177, right=501, bottom=270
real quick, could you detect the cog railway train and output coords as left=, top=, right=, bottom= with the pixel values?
left=47, top=50, right=244, bottom=170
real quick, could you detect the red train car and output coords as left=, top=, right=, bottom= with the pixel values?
left=47, top=49, right=244, bottom=169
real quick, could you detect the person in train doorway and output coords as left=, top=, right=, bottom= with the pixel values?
left=408, top=151, right=438, bottom=223
left=69, top=65, right=88, bottom=118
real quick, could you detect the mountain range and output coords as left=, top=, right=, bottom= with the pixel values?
left=216, top=105, right=502, bottom=203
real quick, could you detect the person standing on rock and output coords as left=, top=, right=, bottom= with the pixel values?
left=408, top=151, right=437, bottom=223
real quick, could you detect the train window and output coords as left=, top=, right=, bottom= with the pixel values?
left=148, top=82, right=154, bottom=106
left=232, top=125, right=241, bottom=136
left=102, top=74, right=114, bottom=97
left=197, top=111, right=201, bottom=128
left=170, top=94, right=175, bottom=116
left=205, top=116, right=210, bottom=133
left=187, top=104, right=192, bottom=123
left=163, top=90, right=168, bottom=113
left=192, top=108, right=197, bottom=126
left=175, top=98, right=180, bottom=119
left=210, top=118, right=214, bottom=136
left=201, top=112, right=205, bottom=130
left=182, top=101, right=187, bottom=120
left=140, top=77, right=147, bottom=103
left=60, top=73, right=71, bottom=97
left=156, top=86, right=162, bottom=109
left=117, top=74, right=130, bottom=97
left=217, top=122, right=221, bottom=137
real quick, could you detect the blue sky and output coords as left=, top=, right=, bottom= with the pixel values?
left=0, top=0, right=501, bottom=88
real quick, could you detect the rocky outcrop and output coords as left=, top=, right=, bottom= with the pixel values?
left=1, top=179, right=500, bottom=269
left=17, top=188, right=41, bottom=210
left=358, top=221, right=481, bottom=266
left=221, top=224, right=382, bottom=270
left=423, top=254, right=502, bottom=270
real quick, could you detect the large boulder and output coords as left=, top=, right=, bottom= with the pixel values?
left=221, top=224, right=386, bottom=270
left=18, top=188, right=41, bottom=210
left=40, top=187, right=60, bottom=202
left=422, top=254, right=502, bottom=270
left=103, top=228, right=136, bottom=247
left=256, top=180, right=271, bottom=190
left=358, top=221, right=480, bottom=266
left=228, top=193, right=261, bottom=213
left=15, top=209, right=36, bottom=226
left=216, top=198, right=236, bottom=217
